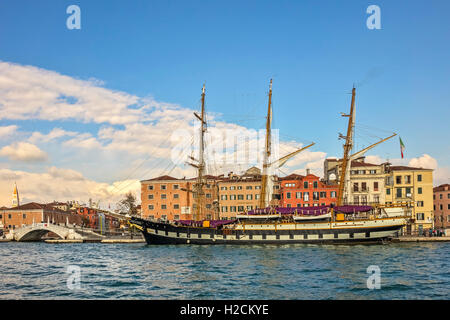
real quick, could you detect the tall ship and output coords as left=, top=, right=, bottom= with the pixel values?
left=129, top=81, right=411, bottom=244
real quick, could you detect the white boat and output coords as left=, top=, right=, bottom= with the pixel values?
left=293, top=213, right=331, bottom=221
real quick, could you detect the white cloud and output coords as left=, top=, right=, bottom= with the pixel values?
left=0, top=125, right=17, bottom=138
left=0, top=142, right=48, bottom=162
left=28, top=128, right=77, bottom=143
left=0, top=167, right=140, bottom=208
left=408, top=154, right=438, bottom=170
left=0, top=61, right=177, bottom=125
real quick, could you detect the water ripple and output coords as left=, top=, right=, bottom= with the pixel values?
left=0, top=242, right=449, bottom=299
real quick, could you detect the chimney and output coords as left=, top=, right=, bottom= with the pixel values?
left=306, top=169, right=310, bottom=175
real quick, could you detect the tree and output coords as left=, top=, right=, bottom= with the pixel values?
left=117, top=192, right=138, bottom=216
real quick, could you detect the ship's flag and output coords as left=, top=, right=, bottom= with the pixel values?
left=399, top=137, right=405, bottom=159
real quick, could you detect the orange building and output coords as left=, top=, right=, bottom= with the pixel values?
left=280, top=172, right=338, bottom=208
left=141, top=175, right=219, bottom=221
left=0, top=202, right=82, bottom=231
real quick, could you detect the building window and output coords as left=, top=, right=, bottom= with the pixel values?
left=174, top=194, right=179, bottom=199
left=255, top=186, right=261, bottom=190
left=448, top=204, right=450, bottom=210
left=161, top=215, right=167, bottom=220
left=417, top=174, right=422, bottom=182
left=238, top=206, right=244, bottom=212
left=320, top=192, right=326, bottom=198
left=313, top=181, right=318, bottom=188
left=148, top=194, right=154, bottom=200
left=331, top=191, right=337, bottom=198
left=418, top=187, right=422, bottom=194
left=221, top=195, right=227, bottom=200
left=440, top=204, right=443, bottom=210
left=237, top=195, right=244, bottom=200
left=374, top=182, right=379, bottom=191
left=405, top=175, right=411, bottom=184
left=221, top=186, right=227, bottom=190
left=374, top=195, right=380, bottom=203
left=353, top=183, right=359, bottom=192
left=396, top=176, right=402, bottom=184
left=286, top=192, right=291, bottom=199
left=230, top=195, right=236, bottom=200
left=237, top=186, right=243, bottom=190
left=406, top=187, right=412, bottom=197
left=246, top=206, right=253, bottom=210
left=23, top=214, right=26, bottom=219
left=206, top=204, right=211, bottom=209
left=296, top=192, right=302, bottom=199
left=173, top=184, right=179, bottom=190
left=230, top=206, right=237, bottom=212
left=362, top=182, right=367, bottom=191
left=417, top=201, right=424, bottom=207
left=230, top=186, right=235, bottom=190
left=297, top=203, right=301, bottom=207
left=221, top=206, right=228, bottom=212
left=386, top=188, right=391, bottom=195
left=440, top=194, right=443, bottom=199
left=354, top=196, right=359, bottom=204
left=246, top=186, right=253, bottom=190
left=303, top=192, right=309, bottom=201
left=396, top=188, right=402, bottom=198
left=255, top=194, right=260, bottom=200
left=246, top=194, right=253, bottom=200
left=161, top=205, right=167, bottom=209
left=287, top=204, right=291, bottom=208
left=161, top=194, right=167, bottom=199
left=303, top=181, right=308, bottom=189
left=370, top=170, right=376, bottom=174
left=313, top=192, right=319, bottom=201
left=161, top=185, right=166, bottom=190
left=8, top=214, right=11, bottom=219
left=174, top=204, right=180, bottom=209
left=148, top=205, right=154, bottom=210
left=148, top=185, right=154, bottom=190
left=174, top=215, right=180, bottom=220
left=416, top=213, right=424, bottom=221
left=206, top=193, right=212, bottom=199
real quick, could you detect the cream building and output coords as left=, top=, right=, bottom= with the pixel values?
left=324, top=158, right=434, bottom=235
left=324, top=157, right=386, bottom=205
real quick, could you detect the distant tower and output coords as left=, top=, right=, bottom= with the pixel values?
left=12, top=182, right=20, bottom=208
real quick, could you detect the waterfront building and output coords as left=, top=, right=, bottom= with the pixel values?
left=217, top=167, right=280, bottom=220
left=384, top=165, right=434, bottom=234
left=433, top=184, right=450, bottom=232
left=141, top=175, right=219, bottom=221
left=324, top=157, right=386, bottom=205
left=0, top=202, right=82, bottom=231
left=324, top=157, right=434, bottom=234
left=280, top=170, right=338, bottom=208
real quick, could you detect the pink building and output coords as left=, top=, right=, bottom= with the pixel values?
left=433, top=184, right=450, bottom=231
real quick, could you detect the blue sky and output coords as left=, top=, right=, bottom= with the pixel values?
left=0, top=0, right=449, bottom=205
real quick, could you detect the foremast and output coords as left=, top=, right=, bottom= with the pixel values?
left=185, top=84, right=207, bottom=221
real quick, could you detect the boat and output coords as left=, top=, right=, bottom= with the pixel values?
left=129, top=82, right=411, bottom=244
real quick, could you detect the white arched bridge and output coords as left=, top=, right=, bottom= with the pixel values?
left=7, top=223, right=85, bottom=241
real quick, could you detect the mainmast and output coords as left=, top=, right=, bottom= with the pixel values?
left=259, top=79, right=273, bottom=209
left=337, top=87, right=356, bottom=206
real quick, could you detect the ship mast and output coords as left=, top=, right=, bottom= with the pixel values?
left=337, top=87, right=356, bottom=206
left=186, top=84, right=207, bottom=221
left=259, top=79, right=273, bottom=209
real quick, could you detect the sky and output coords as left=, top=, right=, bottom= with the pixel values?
left=0, top=0, right=449, bottom=207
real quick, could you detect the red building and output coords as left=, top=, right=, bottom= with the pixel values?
left=280, top=172, right=338, bottom=208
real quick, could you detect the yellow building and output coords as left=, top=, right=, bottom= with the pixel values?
left=384, top=165, right=434, bottom=234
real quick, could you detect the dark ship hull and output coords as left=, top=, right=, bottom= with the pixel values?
left=129, top=216, right=406, bottom=245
